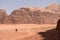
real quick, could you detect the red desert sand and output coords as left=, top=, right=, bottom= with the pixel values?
left=0, top=24, right=56, bottom=40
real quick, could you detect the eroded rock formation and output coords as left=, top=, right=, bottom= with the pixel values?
left=0, top=4, right=60, bottom=24
left=0, top=9, right=7, bottom=24
left=10, top=8, right=60, bottom=24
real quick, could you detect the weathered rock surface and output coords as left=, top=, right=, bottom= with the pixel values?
left=46, top=4, right=60, bottom=14
left=0, top=4, right=60, bottom=24
left=10, top=7, right=60, bottom=24
left=0, top=9, right=7, bottom=24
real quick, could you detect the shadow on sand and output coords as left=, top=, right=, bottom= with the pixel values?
left=38, top=28, right=59, bottom=40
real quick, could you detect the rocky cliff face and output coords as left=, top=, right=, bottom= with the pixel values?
left=10, top=7, right=60, bottom=24
left=46, top=4, right=60, bottom=14
left=0, top=9, right=7, bottom=24
left=0, top=4, right=60, bottom=24
left=46, top=4, right=60, bottom=12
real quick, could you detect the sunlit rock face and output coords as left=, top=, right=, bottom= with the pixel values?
left=4, top=16, right=13, bottom=24
left=10, top=7, right=60, bottom=24
left=45, top=4, right=60, bottom=14
left=10, top=8, right=33, bottom=24
left=0, top=9, right=7, bottom=24
left=0, top=4, right=60, bottom=24
left=0, top=9, right=13, bottom=24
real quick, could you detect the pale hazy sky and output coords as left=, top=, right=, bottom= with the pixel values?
left=0, top=0, right=60, bottom=14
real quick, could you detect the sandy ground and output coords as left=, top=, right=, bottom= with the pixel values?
left=0, top=24, right=56, bottom=40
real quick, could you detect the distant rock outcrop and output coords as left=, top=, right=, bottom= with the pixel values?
left=4, top=16, right=13, bottom=24
left=0, top=4, right=60, bottom=24
left=10, top=7, right=60, bottom=24
left=0, top=9, right=7, bottom=24
left=46, top=4, right=60, bottom=14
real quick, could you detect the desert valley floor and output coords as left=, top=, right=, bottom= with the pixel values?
left=0, top=24, right=57, bottom=40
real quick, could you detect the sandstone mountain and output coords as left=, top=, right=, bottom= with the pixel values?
left=46, top=4, right=60, bottom=14
left=0, top=4, right=60, bottom=24
left=46, top=4, right=60, bottom=12
left=10, top=7, right=60, bottom=24
left=0, top=9, right=7, bottom=24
